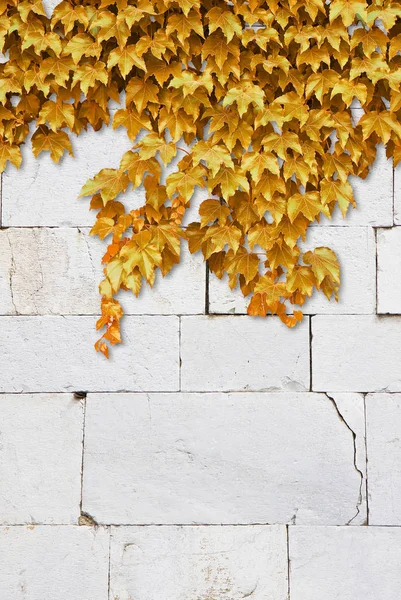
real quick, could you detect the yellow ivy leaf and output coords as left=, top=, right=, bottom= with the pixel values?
left=31, top=128, right=73, bottom=162
left=303, top=247, right=340, bottom=286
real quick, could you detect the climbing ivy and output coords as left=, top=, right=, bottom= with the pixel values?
left=1, top=0, right=400, bottom=355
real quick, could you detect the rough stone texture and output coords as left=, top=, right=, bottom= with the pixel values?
left=311, top=145, right=393, bottom=227
left=209, top=227, right=376, bottom=315
left=377, top=227, right=401, bottom=314
left=365, top=393, right=401, bottom=525
left=2, top=123, right=133, bottom=227
left=0, top=394, right=83, bottom=524
left=0, top=525, right=109, bottom=599
left=289, top=526, right=401, bottom=600
left=1, top=78, right=400, bottom=598
left=0, top=228, right=205, bottom=315
left=82, top=392, right=365, bottom=525
left=181, top=316, right=309, bottom=391
left=312, top=315, right=401, bottom=392
left=0, top=316, right=179, bottom=392
left=109, top=525, right=288, bottom=600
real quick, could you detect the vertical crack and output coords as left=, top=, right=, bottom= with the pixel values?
left=6, top=233, right=18, bottom=314
left=78, top=227, right=96, bottom=276
left=325, top=393, right=364, bottom=525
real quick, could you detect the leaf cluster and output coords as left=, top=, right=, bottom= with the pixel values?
left=1, top=0, right=400, bottom=354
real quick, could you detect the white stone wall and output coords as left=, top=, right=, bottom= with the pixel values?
left=2, top=120, right=401, bottom=599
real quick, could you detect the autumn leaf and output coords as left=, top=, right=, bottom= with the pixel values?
left=360, top=112, right=401, bottom=144
left=0, top=141, right=22, bottom=171
left=90, top=217, right=116, bottom=240
left=303, top=247, right=340, bottom=286
left=192, top=141, right=234, bottom=176
left=209, top=165, right=250, bottom=200
left=107, top=45, right=146, bottom=78
left=166, top=165, right=206, bottom=202
left=31, top=128, right=73, bottom=162
left=199, top=199, right=230, bottom=226
left=223, top=81, right=265, bottom=116
left=37, top=100, right=75, bottom=130
left=80, top=169, right=129, bottom=203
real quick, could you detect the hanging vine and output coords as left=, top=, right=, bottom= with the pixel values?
left=1, top=0, right=400, bottom=355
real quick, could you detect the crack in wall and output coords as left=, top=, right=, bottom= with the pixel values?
left=325, top=393, right=364, bottom=525
left=78, top=227, right=96, bottom=277
left=6, top=233, right=18, bottom=314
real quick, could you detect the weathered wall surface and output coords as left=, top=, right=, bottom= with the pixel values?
left=1, top=119, right=401, bottom=599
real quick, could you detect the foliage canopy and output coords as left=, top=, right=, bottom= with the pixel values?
left=1, top=0, right=400, bottom=355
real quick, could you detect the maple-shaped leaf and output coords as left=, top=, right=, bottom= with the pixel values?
left=135, top=31, right=176, bottom=59
left=139, top=134, right=177, bottom=165
left=152, top=223, right=181, bottom=257
left=248, top=220, right=274, bottom=251
left=107, top=46, right=146, bottom=78
left=242, top=151, right=280, bottom=179
left=72, top=63, right=108, bottom=95
left=112, top=108, right=152, bottom=141
left=120, top=230, right=162, bottom=282
left=90, top=217, right=115, bottom=240
left=206, top=7, right=242, bottom=42
left=205, top=224, right=242, bottom=254
left=37, top=100, right=75, bottom=130
left=225, top=247, right=259, bottom=284
left=209, top=165, right=250, bottom=200
left=31, top=128, right=73, bottom=163
left=166, top=165, right=206, bottom=202
left=287, top=191, right=330, bottom=222
left=40, top=56, right=75, bottom=87
left=360, top=112, right=401, bottom=144
left=320, top=179, right=355, bottom=215
left=199, top=199, right=230, bottom=226
left=126, top=78, right=159, bottom=114
left=0, top=141, right=22, bottom=172
left=64, top=34, right=101, bottom=64
left=120, top=151, right=161, bottom=188
left=262, top=132, right=302, bottom=160
left=51, top=2, right=89, bottom=34
left=273, top=215, right=309, bottom=248
left=166, top=11, right=204, bottom=45
left=223, top=81, right=265, bottom=117
left=304, top=247, right=341, bottom=286
left=329, top=0, right=367, bottom=26
left=266, top=238, right=300, bottom=273
left=80, top=169, right=129, bottom=203
left=234, top=197, right=259, bottom=232
left=305, top=70, right=339, bottom=103
left=331, top=79, right=367, bottom=107
left=169, top=71, right=213, bottom=98
left=254, top=274, right=289, bottom=302
left=192, top=141, right=234, bottom=176
left=286, top=266, right=316, bottom=296
left=201, top=32, right=230, bottom=70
